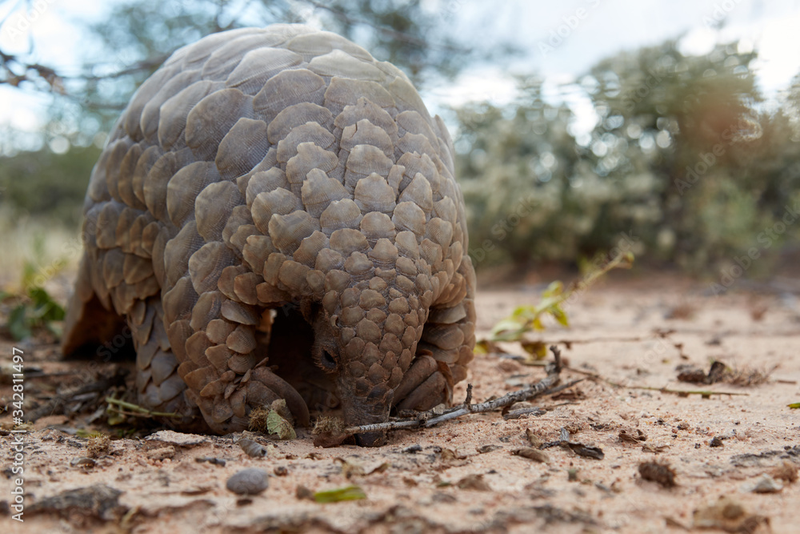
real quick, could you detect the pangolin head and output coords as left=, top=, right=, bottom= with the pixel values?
left=301, top=263, right=433, bottom=446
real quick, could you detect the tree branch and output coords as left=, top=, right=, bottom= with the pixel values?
left=342, top=345, right=568, bottom=436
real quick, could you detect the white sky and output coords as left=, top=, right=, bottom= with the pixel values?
left=2, top=0, right=800, bottom=144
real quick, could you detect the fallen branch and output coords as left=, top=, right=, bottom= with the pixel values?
left=499, top=356, right=747, bottom=398
left=343, top=346, right=568, bottom=436
left=607, top=384, right=749, bottom=397
left=105, top=397, right=183, bottom=419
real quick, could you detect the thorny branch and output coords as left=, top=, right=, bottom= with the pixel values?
left=517, top=359, right=749, bottom=397
left=342, top=345, right=570, bottom=436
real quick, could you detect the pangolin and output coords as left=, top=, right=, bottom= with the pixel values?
left=62, top=24, right=476, bottom=446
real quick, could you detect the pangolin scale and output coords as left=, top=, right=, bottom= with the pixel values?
left=62, top=24, right=476, bottom=446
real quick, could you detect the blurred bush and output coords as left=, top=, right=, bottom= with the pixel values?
left=1, top=0, right=799, bottom=276
left=0, top=145, right=101, bottom=226
left=455, top=40, right=800, bottom=273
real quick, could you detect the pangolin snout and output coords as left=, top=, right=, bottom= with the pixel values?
left=354, top=431, right=385, bottom=447
left=339, top=388, right=392, bottom=447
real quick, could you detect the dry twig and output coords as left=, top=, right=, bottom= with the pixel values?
left=343, top=346, right=569, bottom=436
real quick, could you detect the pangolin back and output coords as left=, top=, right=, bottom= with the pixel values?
left=63, top=24, right=476, bottom=444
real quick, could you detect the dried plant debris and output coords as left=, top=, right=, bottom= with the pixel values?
left=665, top=303, right=696, bottom=320
left=267, top=400, right=296, bottom=440
left=456, top=474, right=491, bottom=491
left=525, top=428, right=544, bottom=448
left=512, top=448, right=549, bottom=463
left=296, top=485, right=315, bottom=501
left=742, top=474, right=783, bottom=494
left=676, top=361, right=774, bottom=386
left=273, top=465, right=288, bottom=476
left=676, top=364, right=711, bottom=383
left=71, top=457, right=97, bottom=469
left=619, top=428, right=647, bottom=443
left=550, top=388, right=585, bottom=401
left=749, top=303, right=769, bottom=322
left=86, top=435, right=111, bottom=458
left=693, top=496, right=771, bottom=533
left=335, top=457, right=387, bottom=478
left=27, top=368, right=128, bottom=423
left=238, top=438, right=268, bottom=458
left=638, top=461, right=677, bottom=488
left=724, top=365, right=775, bottom=387
left=544, top=428, right=604, bottom=460
left=312, top=416, right=349, bottom=447
left=248, top=406, right=270, bottom=433
left=314, top=485, right=367, bottom=503
left=28, top=484, right=126, bottom=520
left=503, top=405, right=546, bottom=420
left=642, top=443, right=670, bottom=453
left=770, top=460, right=798, bottom=483
left=438, top=447, right=467, bottom=463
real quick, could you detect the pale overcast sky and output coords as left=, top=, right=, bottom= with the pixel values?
left=2, top=0, right=800, bottom=147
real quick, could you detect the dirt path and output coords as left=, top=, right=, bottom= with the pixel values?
left=1, top=274, right=798, bottom=533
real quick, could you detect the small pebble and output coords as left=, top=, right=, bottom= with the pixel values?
left=226, top=468, right=269, bottom=495
left=743, top=474, right=783, bottom=494
left=296, top=485, right=314, bottom=500
left=238, top=438, right=268, bottom=458
left=195, top=457, right=226, bottom=467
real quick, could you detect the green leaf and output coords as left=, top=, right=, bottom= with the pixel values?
left=314, top=485, right=367, bottom=503
left=541, top=281, right=563, bottom=298
left=511, top=305, right=537, bottom=319
left=106, top=402, right=127, bottom=426
left=28, top=287, right=66, bottom=322
left=267, top=409, right=296, bottom=440
left=550, top=305, right=569, bottom=327
left=8, top=305, right=31, bottom=341
left=489, top=318, right=527, bottom=341
left=474, top=339, right=492, bottom=355
left=520, top=341, right=548, bottom=360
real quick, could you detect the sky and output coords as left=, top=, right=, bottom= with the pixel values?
left=2, top=0, right=800, bottom=150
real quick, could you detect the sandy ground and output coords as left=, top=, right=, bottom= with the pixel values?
left=1, top=273, right=799, bottom=533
